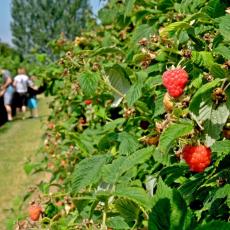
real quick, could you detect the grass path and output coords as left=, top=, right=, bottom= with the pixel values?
left=0, top=96, right=50, bottom=229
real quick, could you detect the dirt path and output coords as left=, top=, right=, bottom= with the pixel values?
left=0, top=96, right=49, bottom=229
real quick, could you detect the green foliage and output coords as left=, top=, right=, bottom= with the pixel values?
left=114, top=186, right=152, bottom=210
left=115, top=199, right=140, bottom=223
left=105, top=64, right=131, bottom=105
left=149, top=178, right=194, bottom=230
left=79, top=72, right=100, bottom=97
left=71, top=155, right=108, bottom=193
left=18, top=0, right=230, bottom=229
left=159, top=121, right=193, bottom=153
left=218, top=15, right=230, bottom=41
left=204, top=103, right=229, bottom=146
left=102, top=147, right=154, bottom=184
left=106, top=216, right=130, bottom=229
left=195, top=221, right=230, bottom=230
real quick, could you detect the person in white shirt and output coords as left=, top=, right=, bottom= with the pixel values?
left=13, top=67, right=31, bottom=115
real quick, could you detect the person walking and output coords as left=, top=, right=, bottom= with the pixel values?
left=13, top=67, right=30, bottom=117
left=0, top=68, right=15, bottom=121
left=27, top=75, right=39, bottom=118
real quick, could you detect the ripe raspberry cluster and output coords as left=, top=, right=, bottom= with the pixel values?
left=162, top=67, right=189, bottom=98
left=182, top=145, right=211, bottom=173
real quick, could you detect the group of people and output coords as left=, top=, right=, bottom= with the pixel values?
left=0, top=67, right=39, bottom=121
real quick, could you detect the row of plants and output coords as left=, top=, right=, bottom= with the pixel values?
left=21, top=0, right=230, bottom=229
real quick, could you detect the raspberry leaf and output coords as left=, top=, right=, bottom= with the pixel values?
left=105, top=64, right=131, bottom=107
left=126, top=82, right=143, bottom=106
left=211, top=140, right=230, bottom=154
left=149, top=178, right=193, bottom=230
left=114, top=186, right=152, bottom=211
left=194, top=221, right=230, bottom=230
left=71, top=155, right=108, bottom=194
left=79, top=71, right=100, bottom=97
left=106, top=216, right=130, bottom=229
left=159, top=120, right=193, bottom=154
left=102, top=146, right=154, bottom=184
left=204, top=103, right=229, bottom=146
left=189, top=79, right=220, bottom=116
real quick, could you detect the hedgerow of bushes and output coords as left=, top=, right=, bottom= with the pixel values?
left=22, top=0, right=230, bottom=229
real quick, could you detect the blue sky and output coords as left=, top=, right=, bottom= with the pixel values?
left=0, top=0, right=106, bottom=45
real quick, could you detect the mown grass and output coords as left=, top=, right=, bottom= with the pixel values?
left=0, top=95, right=50, bottom=229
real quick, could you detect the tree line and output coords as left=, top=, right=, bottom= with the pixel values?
left=10, top=0, right=95, bottom=57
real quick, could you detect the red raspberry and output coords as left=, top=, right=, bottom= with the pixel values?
left=84, top=99, right=92, bottom=105
left=182, top=145, right=211, bottom=173
left=29, top=203, right=42, bottom=221
left=162, top=67, right=189, bottom=98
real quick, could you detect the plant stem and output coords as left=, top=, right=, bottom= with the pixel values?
left=101, top=201, right=108, bottom=230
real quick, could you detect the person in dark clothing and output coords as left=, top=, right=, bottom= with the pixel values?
left=27, top=76, right=39, bottom=118
left=27, top=76, right=47, bottom=118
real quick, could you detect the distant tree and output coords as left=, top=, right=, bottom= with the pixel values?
left=11, top=0, right=92, bottom=56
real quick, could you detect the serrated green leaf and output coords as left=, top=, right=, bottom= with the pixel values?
left=71, top=155, right=107, bottom=193
left=187, top=28, right=205, bottom=50
left=132, top=53, right=148, bottom=63
left=124, top=0, right=136, bottom=17
left=218, top=15, right=230, bottom=41
left=179, top=174, right=205, bottom=199
left=71, top=132, right=95, bottom=156
left=214, top=45, right=230, bottom=59
left=146, top=75, right=162, bottom=87
left=118, top=132, right=140, bottom=155
left=160, top=164, right=188, bottom=185
left=106, top=216, right=130, bottom=229
left=211, top=140, right=230, bottom=154
left=126, top=83, right=143, bottom=106
left=98, top=132, right=118, bottom=151
left=160, top=21, right=190, bottom=37
left=105, top=64, right=131, bottom=106
left=159, top=121, right=193, bottom=154
left=92, top=46, right=125, bottom=57
left=189, top=79, right=221, bottom=115
left=103, top=118, right=126, bottom=131
left=153, top=147, right=171, bottom=166
left=202, top=0, right=225, bottom=18
left=102, top=147, right=154, bottom=184
left=114, top=186, right=152, bottom=210
left=115, top=199, right=140, bottom=222
left=210, top=63, right=226, bottom=79
left=195, top=221, right=230, bottom=230
left=154, top=91, right=165, bottom=117
left=205, top=184, right=230, bottom=210
left=146, top=63, right=165, bottom=74
left=79, top=72, right=99, bottom=97
left=191, top=74, right=203, bottom=88
left=191, top=51, right=214, bottom=68
left=149, top=178, right=190, bottom=230
left=131, top=24, right=153, bottom=45
left=136, top=70, right=148, bottom=83
left=204, top=103, right=229, bottom=146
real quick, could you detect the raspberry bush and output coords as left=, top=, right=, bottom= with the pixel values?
left=16, top=0, right=230, bottom=229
